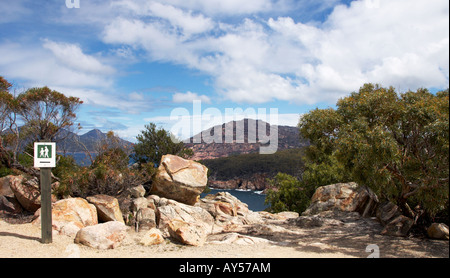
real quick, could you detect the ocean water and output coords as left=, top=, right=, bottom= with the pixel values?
left=201, top=188, right=269, bottom=212
left=63, top=153, right=269, bottom=211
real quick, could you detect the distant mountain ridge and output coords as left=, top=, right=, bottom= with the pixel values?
left=185, top=118, right=308, bottom=160
left=56, top=129, right=133, bottom=154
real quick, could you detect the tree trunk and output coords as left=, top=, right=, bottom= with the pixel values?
left=397, top=197, right=416, bottom=219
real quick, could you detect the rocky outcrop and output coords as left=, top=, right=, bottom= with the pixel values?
left=87, top=194, right=124, bottom=223
left=381, top=215, right=414, bottom=237
left=209, top=173, right=270, bottom=191
left=151, top=155, right=208, bottom=205
left=376, top=202, right=414, bottom=237
left=427, top=223, right=449, bottom=240
left=136, top=207, right=157, bottom=231
left=376, top=202, right=402, bottom=225
left=8, top=175, right=40, bottom=212
left=32, top=198, right=98, bottom=236
left=186, top=119, right=308, bottom=161
left=0, top=175, right=16, bottom=197
left=197, top=192, right=264, bottom=231
left=168, top=219, right=208, bottom=246
left=139, top=228, right=165, bottom=246
left=156, top=198, right=214, bottom=237
left=74, top=221, right=128, bottom=250
left=3, top=175, right=58, bottom=213
left=302, top=182, right=378, bottom=217
left=0, top=195, right=23, bottom=214
left=129, top=185, right=146, bottom=198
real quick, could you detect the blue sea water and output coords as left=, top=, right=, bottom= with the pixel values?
left=63, top=153, right=269, bottom=211
left=201, top=188, right=269, bottom=212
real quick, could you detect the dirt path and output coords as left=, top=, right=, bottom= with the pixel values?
left=1, top=217, right=448, bottom=258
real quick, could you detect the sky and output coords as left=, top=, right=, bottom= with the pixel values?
left=0, top=0, right=448, bottom=142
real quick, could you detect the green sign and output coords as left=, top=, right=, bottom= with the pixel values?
left=34, top=142, right=56, bottom=168
left=37, top=144, right=52, bottom=159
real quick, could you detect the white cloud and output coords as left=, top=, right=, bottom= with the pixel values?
left=173, top=91, right=211, bottom=104
left=146, top=0, right=274, bottom=16
left=0, top=41, right=114, bottom=89
left=147, top=2, right=214, bottom=36
left=0, top=40, right=153, bottom=112
left=101, top=0, right=449, bottom=105
left=42, top=40, right=115, bottom=75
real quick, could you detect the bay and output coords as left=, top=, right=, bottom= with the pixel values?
left=61, top=153, right=270, bottom=211
left=201, top=188, right=269, bottom=212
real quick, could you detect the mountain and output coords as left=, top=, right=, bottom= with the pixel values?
left=185, top=118, right=308, bottom=160
left=184, top=118, right=309, bottom=191
left=56, top=129, right=133, bottom=154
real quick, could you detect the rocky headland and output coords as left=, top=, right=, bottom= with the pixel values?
left=0, top=154, right=448, bottom=258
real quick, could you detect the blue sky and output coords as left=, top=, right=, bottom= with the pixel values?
left=0, top=0, right=448, bottom=142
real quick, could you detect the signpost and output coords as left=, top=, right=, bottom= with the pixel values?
left=34, top=142, right=56, bottom=244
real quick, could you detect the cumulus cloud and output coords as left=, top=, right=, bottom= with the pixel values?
left=100, top=0, right=449, bottom=105
left=42, top=40, right=116, bottom=75
left=3, top=0, right=449, bottom=109
left=0, top=41, right=114, bottom=89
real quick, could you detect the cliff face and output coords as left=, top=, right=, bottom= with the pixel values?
left=188, top=119, right=308, bottom=191
left=186, top=119, right=307, bottom=161
left=209, top=173, right=271, bottom=192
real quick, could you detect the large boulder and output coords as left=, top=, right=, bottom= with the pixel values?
left=151, top=155, right=208, bottom=205
left=302, top=182, right=378, bottom=217
left=86, top=194, right=124, bottom=223
left=136, top=207, right=157, bottom=231
left=381, top=215, right=414, bottom=237
left=32, top=198, right=98, bottom=236
left=0, top=175, right=17, bottom=197
left=129, top=185, right=146, bottom=198
left=7, top=175, right=58, bottom=213
left=0, top=195, right=23, bottom=214
left=156, top=199, right=214, bottom=237
left=376, top=202, right=415, bottom=237
left=197, top=192, right=264, bottom=229
left=167, top=219, right=208, bottom=246
left=376, top=202, right=402, bottom=226
left=74, top=221, right=128, bottom=250
left=9, top=176, right=40, bottom=212
left=427, top=223, right=449, bottom=240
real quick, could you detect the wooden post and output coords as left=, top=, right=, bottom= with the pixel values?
left=40, top=167, right=52, bottom=244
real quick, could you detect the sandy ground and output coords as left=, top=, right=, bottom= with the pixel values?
left=1, top=216, right=448, bottom=258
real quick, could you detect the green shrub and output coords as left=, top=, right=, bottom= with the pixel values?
left=265, top=173, right=310, bottom=213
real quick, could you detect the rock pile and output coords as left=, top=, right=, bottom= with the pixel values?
left=1, top=156, right=448, bottom=251
left=151, top=154, right=208, bottom=205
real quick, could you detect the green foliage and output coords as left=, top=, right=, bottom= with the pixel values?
left=299, top=83, right=449, bottom=218
left=0, top=77, right=15, bottom=167
left=201, top=148, right=305, bottom=180
left=16, top=86, right=83, bottom=142
left=1, top=76, right=84, bottom=177
left=265, top=173, right=310, bottom=213
left=132, top=123, right=193, bottom=166
left=58, top=132, right=148, bottom=198
left=0, top=164, right=14, bottom=178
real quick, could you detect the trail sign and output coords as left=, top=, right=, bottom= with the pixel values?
left=34, top=142, right=56, bottom=244
left=34, top=142, right=56, bottom=168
